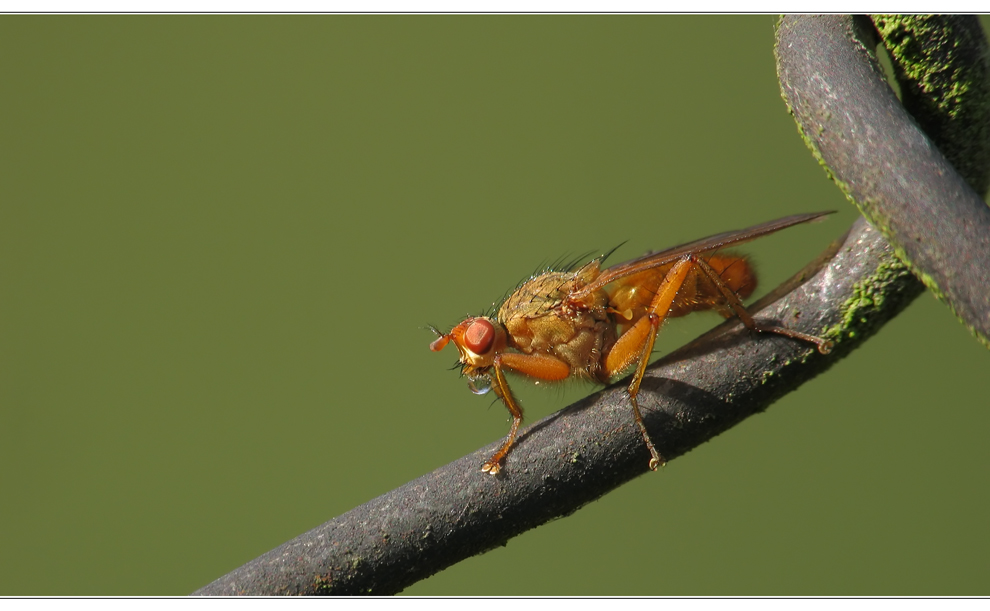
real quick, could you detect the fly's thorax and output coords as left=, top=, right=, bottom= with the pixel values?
left=497, top=272, right=573, bottom=323
left=496, top=259, right=605, bottom=324
left=496, top=262, right=614, bottom=380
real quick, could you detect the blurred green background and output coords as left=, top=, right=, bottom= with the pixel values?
left=1, top=15, right=988, bottom=595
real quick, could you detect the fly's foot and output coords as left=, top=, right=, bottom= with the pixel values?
left=629, top=393, right=665, bottom=472
left=481, top=460, right=502, bottom=475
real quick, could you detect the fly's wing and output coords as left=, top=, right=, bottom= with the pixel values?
left=572, top=211, right=835, bottom=298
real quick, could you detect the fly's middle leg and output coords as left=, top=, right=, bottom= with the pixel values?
left=603, top=257, right=695, bottom=471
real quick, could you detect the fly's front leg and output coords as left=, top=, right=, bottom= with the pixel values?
left=482, top=362, right=522, bottom=475
left=482, top=352, right=571, bottom=474
left=603, top=257, right=695, bottom=471
left=692, top=255, right=834, bottom=354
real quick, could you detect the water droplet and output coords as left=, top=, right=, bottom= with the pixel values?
left=467, top=375, right=491, bottom=396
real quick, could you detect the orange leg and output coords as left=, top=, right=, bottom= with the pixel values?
left=604, top=257, right=696, bottom=471
left=481, top=352, right=571, bottom=474
left=691, top=255, right=834, bottom=354
left=604, top=254, right=833, bottom=472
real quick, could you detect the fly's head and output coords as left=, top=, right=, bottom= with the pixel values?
left=429, top=316, right=507, bottom=384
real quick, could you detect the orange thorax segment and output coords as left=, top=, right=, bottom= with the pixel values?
left=496, top=261, right=615, bottom=381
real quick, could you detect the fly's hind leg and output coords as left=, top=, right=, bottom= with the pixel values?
left=603, top=257, right=696, bottom=471
left=602, top=254, right=831, bottom=472
left=692, top=255, right=834, bottom=354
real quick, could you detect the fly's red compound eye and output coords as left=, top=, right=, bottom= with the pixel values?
left=464, top=318, right=495, bottom=355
